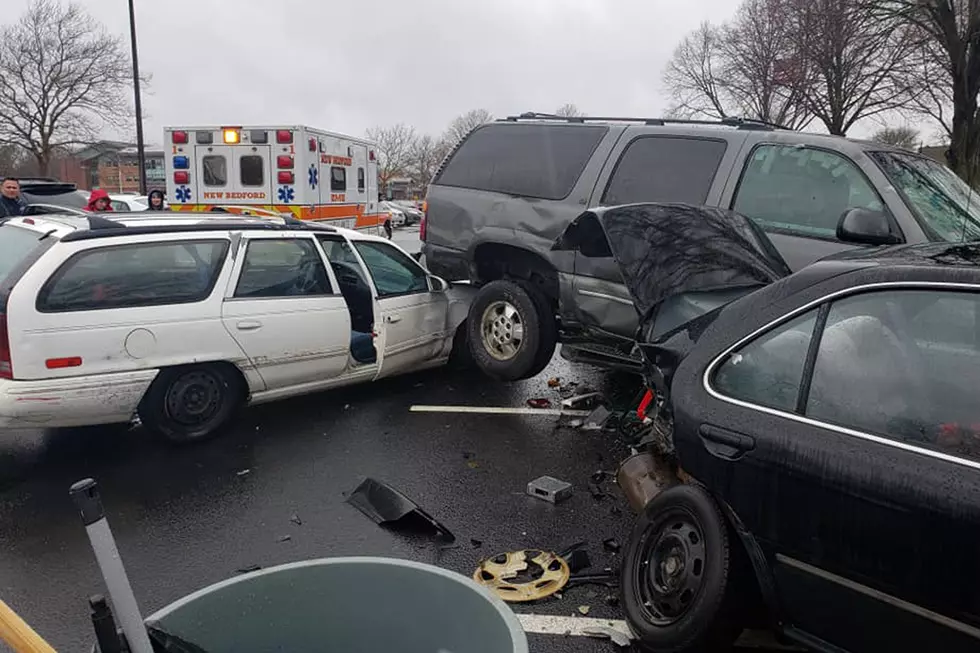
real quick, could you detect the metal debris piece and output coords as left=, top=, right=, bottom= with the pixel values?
left=527, top=397, right=553, bottom=409
left=577, top=605, right=591, bottom=615
left=582, top=405, right=613, bottom=431
left=234, top=564, right=261, bottom=574
left=527, top=476, right=573, bottom=504
left=289, top=513, right=302, bottom=526
left=473, top=549, right=571, bottom=602
left=603, top=538, right=621, bottom=553
left=236, top=469, right=250, bottom=476
left=583, top=625, right=633, bottom=647
left=346, top=477, right=456, bottom=542
left=569, top=419, right=584, bottom=428
left=276, top=535, right=291, bottom=543
left=561, top=392, right=602, bottom=410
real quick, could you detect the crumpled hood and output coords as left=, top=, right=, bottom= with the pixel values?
left=553, top=202, right=791, bottom=325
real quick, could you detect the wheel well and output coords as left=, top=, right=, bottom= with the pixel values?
left=144, top=361, right=250, bottom=404
left=715, top=495, right=779, bottom=630
left=472, top=243, right=558, bottom=306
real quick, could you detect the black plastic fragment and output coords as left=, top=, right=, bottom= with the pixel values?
left=146, top=621, right=211, bottom=653
left=346, top=477, right=455, bottom=542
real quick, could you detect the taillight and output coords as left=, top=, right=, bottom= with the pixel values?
left=0, top=313, right=12, bottom=379
left=276, top=130, right=293, bottom=144
left=419, top=201, right=428, bottom=241
left=172, top=131, right=188, bottom=144
left=308, top=138, right=317, bottom=152
left=278, top=171, right=295, bottom=184
left=277, top=155, right=294, bottom=169
left=174, top=171, right=189, bottom=184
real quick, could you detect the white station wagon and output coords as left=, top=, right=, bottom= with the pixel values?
left=0, top=213, right=473, bottom=442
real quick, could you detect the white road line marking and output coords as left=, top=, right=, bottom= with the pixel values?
left=515, top=613, right=633, bottom=639
left=409, top=405, right=592, bottom=416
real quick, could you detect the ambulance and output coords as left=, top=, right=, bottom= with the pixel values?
left=163, top=125, right=385, bottom=232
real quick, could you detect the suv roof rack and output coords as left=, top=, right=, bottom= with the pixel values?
left=61, top=217, right=337, bottom=242
left=503, top=112, right=785, bottom=131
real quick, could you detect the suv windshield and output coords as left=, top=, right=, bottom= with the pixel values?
left=0, top=224, right=48, bottom=283
left=871, top=151, right=980, bottom=241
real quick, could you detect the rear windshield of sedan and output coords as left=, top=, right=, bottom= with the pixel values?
left=0, top=224, right=49, bottom=284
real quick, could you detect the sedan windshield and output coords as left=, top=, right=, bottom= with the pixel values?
left=871, top=151, right=980, bottom=241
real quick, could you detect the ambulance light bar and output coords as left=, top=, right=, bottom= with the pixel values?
left=197, top=132, right=213, bottom=145
left=250, top=130, right=268, bottom=144
left=223, top=128, right=241, bottom=144
left=277, top=155, right=294, bottom=169
left=174, top=171, right=189, bottom=184
left=278, top=171, right=294, bottom=184
left=276, top=130, right=293, bottom=144
left=172, top=131, right=188, bottom=144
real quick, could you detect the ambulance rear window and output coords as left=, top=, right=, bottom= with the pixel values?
left=203, top=155, right=227, bottom=186
left=240, top=155, right=264, bottom=186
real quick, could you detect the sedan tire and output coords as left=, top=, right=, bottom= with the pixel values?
left=466, top=280, right=557, bottom=381
left=139, top=364, right=243, bottom=444
left=622, top=484, right=742, bottom=653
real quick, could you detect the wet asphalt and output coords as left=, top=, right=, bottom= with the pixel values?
left=0, top=228, right=788, bottom=653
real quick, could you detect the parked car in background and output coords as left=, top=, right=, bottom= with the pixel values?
left=19, top=179, right=88, bottom=211
left=422, top=113, right=980, bottom=381
left=109, top=194, right=150, bottom=212
left=560, top=203, right=980, bottom=653
left=380, top=201, right=407, bottom=227
left=0, top=213, right=472, bottom=443
left=391, top=200, right=423, bottom=225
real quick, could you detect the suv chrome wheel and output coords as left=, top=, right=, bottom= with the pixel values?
left=480, top=300, right=524, bottom=360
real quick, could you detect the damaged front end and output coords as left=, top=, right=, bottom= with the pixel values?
left=557, top=203, right=791, bottom=509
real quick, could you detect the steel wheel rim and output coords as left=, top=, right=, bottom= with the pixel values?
left=480, top=300, right=524, bottom=361
left=633, top=506, right=708, bottom=626
left=165, top=370, right=223, bottom=427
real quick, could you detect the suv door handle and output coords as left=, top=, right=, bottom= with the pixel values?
left=236, top=320, right=262, bottom=331
left=699, top=425, right=755, bottom=460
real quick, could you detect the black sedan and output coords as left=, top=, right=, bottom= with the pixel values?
left=557, top=204, right=980, bottom=653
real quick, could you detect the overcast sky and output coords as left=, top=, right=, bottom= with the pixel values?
left=61, top=0, right=746, bottom=145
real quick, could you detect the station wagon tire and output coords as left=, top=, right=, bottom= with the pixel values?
left=622, top=484, right=742, bottom=653
left=467, top=280, right=557, bottom=381
left=139, top=364, right=243, bottom=444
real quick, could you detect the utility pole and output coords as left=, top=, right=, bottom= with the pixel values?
left=128, top=0, right=147, bottom=195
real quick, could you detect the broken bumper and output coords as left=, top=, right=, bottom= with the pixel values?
left=0, top=370, right=159, bottom=429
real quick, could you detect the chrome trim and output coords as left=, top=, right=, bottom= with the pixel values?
left=576, top=289, right=635, bottom=306
left=702, top=281, right=980, bottom=472
left=776, top=554, right=980, bottom=640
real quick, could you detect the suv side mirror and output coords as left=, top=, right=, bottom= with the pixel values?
left=836, top=208, right=902, bottom=246
left=429, top=275, right=449, bottom=292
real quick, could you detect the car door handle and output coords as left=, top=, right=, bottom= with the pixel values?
left=236, top=320, right=262, bottom=331
left=699, top=425, right=755, bottom=460
left=386, top=314, right=402, bottom=324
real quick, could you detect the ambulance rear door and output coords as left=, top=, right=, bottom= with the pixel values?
left=193, top=128, right=272, bottom=205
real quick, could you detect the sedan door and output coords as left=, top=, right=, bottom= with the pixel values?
left=221, top=234, right=350, bottom=392
left=350, top=239, right=450, bottom=377
left=672, top=282, right=980, bottom=652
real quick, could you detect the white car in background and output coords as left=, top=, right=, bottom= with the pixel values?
left=109, top=194, right=150, bottom=212
left=380, top=201, right=407, bottom=227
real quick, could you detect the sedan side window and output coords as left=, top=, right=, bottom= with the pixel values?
left=352, top=241, right=428, bottom=297
left=806, top=290, right=980, bottom=463
left=733, top=145, right=886, bottom=239
left=234, top=238, right=332, bottom=298
left=712, top=311, right=818, bottom=412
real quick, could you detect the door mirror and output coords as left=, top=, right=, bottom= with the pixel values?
left=836, top=208, right=902, bottom=245
left=429, top=275, right=449, bottom=292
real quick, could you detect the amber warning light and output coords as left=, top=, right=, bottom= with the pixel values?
left=222, top=128, right=241, bottom=144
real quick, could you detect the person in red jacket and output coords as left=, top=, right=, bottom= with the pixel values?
left=86, top=189, right=113, bottom=212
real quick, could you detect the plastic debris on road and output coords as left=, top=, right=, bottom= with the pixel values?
left=473, top=549, right=571, bottom=602
left=527, top=475, right=573, bottom=503
left=346, top=477, right=456, bottom=542
left=526, top=397, right=553, bottom=409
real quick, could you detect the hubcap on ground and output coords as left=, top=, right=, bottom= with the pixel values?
left=165, top=370, right=222, bottom=426
left=480, top=300, right=525, bottom=361
left=634, top=508, right=707, bottom=626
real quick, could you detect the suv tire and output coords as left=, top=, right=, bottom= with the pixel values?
left=467, top=280, right=557, bottom=381
left=622, top=484, right=742, bottom=653
left=139, top=364, right=243, bottom=444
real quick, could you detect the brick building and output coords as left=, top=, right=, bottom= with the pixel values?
left=75, top=141, right=166, bottom=194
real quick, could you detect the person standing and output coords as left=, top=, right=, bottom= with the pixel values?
left=146, top=189, right=166, bottom=211
left=86, top=189, right=113, bottom=212
left=0, top=178, right=27, bottom=219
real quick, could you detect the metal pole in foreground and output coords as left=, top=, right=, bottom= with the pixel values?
left=70, top=479, right=154, bottom=653
left=128, top=0, right=147, bottom=195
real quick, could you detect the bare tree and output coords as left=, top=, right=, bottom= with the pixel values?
left=365, top=123, right=417, bottom=195
left=874, top=1, right=980, bottom=180
left=442, top=109, right=493, bottom=147
left=663, top=22, right=730, bottom=119
left=555, top=103, right=584, bottom=117
left=871, top=126, right=921, bottom=150
left=406, top=134, right=450, bottom=190
left=0, top=0, right=134, bottom=176
left=792, top=0, right=914, bottom=136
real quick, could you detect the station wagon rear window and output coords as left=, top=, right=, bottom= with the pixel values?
left=37, top=240, right=229, bottom=312
left=0, top=224, right=49, bottom=285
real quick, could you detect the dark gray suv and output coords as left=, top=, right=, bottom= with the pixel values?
left=421, top=113, right=980, bottom=380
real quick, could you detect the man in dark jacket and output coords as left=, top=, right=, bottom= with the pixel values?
left=0, top=177, right=27, bottom=219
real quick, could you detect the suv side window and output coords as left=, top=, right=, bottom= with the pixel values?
left=602, top=137, right=727, bottom=206
left=712, top=311, right=818, bottom=412
left=435, top=123, right=607, bottom=200
left=352, top=241, right=428, bottom=297
left=733, top=145, right=886, bottom=239
left=38, top=240, right=229, bottom=312
left=806, top=290, right=980, bottom=463
left=234, top=238, right=332, bottom=298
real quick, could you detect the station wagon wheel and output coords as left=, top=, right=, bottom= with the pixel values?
left=139, top=364, right=243, bottom=445
left=622, top=484, right=742, bottom=653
